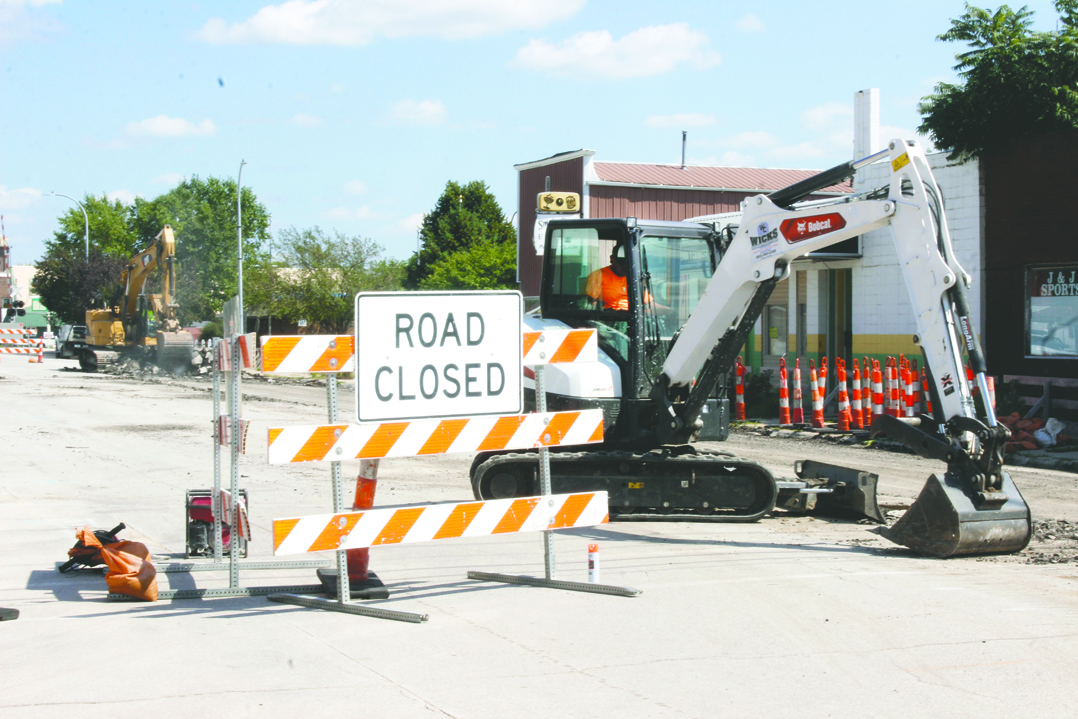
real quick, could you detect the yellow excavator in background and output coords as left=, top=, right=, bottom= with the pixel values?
left=81, top=225, right=198, bottom=373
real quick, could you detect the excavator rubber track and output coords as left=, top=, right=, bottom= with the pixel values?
left=471, top=449, right=778, bottom=521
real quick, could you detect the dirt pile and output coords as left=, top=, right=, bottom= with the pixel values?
left=1022, top=519, right=1078, bottom=564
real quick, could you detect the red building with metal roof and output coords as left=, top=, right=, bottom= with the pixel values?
left=514, top=149, right=852, bottom=297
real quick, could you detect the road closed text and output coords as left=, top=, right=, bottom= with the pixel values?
left=355, top=292, right=522, bottom=422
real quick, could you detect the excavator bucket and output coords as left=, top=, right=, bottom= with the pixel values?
left=793, top=460, right=884, bottom=523
left=881, top=472, right=1031, bottom=558
left=156, top=330, right=197, bottom=373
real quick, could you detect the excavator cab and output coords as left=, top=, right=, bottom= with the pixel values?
left=539, top=217, right=729, bottom=444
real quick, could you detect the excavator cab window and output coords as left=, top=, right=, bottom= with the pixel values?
left=543, top=223, right=634, bottom=364
left=638, top=234, right=715, bottom=385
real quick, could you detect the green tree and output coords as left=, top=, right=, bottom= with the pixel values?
left=419, top=239, right=516, bottom=290
left=130, top=176, right=271, bottom=324
left=44, top=194, right=139, bottom=260
left=919, top=1, right=1078, bottom=161
left=406, top=180, right=516, bottom=289
left=246, top=227, right=405, bottom=333
left=32, top=249, right=126, bottom=325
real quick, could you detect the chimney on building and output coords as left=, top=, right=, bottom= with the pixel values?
left=854, top=88, right=880, bottom=161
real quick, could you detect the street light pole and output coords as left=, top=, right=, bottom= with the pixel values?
left=237, top=160, right=247, bottom=332
left=48, top=192, right=89, bottom=262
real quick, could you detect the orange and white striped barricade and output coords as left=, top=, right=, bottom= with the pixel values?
left=272, top=492, right=609, bottom=557
left=778, top=357, right=791, bottom=425
left=871, top=360, right=885, bottom=424
left=809, top=359, right=824, bottom=428
left=0, top=327, right=33, bottom=363
left=522, top=329, right=598, bottom=366
left=267, top=410, right=605, bottom=464
left=986, top=375, right=997, bottom=410
left=850, top=359, right=864, bottom=429
left=734, top=356, right=746, bottom=420
left=836, top=358, right=851, bottom=431
left=791, top=359, right=804, bottom=424
left=261, top=334, right=354, bottom=374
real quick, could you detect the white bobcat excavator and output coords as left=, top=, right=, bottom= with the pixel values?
left=471, top=139, right=1031, bottom=558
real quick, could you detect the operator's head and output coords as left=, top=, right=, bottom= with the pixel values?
left=609, top=244, right=627, bottom=277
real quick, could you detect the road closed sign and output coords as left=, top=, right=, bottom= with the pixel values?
left=355, top=291, right=523, bottom=423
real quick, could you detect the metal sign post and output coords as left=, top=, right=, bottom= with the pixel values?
left=112, top=299, right=326, bottom=602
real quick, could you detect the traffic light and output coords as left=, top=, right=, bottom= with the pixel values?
left=13, top=300, right=25, bottom=317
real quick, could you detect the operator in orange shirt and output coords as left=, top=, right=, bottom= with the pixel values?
left=587, top=245, right=632, bottom=310
left=586, top=244, right=655, bottom=310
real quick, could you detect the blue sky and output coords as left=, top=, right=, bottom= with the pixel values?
left=0, top=0, right=1066, bottom=267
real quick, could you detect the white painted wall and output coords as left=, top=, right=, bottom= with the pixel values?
left=853, top=152, right=984, bottom=339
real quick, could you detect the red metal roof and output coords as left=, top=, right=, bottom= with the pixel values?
left=592, top=162, right=853, bottom=194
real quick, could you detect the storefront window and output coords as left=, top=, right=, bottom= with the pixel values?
left=1029, top=266, right=1078, bottom=357
left=766, top=304, right=787, bottom=356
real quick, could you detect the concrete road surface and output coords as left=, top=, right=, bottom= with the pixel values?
left=2, top=354, right=1077, bottom=718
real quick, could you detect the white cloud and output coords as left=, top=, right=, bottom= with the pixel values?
left=328, top=205, right=372, bottom=220
left=802, top=102, right=851, bottom=132
left=735, top=14, right=764, bottom=33
left=196, top=0, right=584, bottom=45
left=330, top=82, right=346, bottom=95
left=287, top=112, right=324, bottom=127
left=343, top=180, right=367, bottom=194
left=0, top=185, right=42, bottom=210
left=645, top=113, right=714, bottom=129
left=393, top=212, right=425, bottom=233
left=107, top=189, right=139, bottom=205
left=151, top=173, right=185, bottom=186
left=124, top=115, right=217, bottom=138
left=389, top=99, right=446, bottom=125
left=512, top=23, right=720, bottom=79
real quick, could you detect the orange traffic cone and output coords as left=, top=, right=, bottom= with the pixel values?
left=850, top=359, right=864, bottom=429
left=872, top=360, right=884, bottom=425
left=836, top=358, right=851, bottom=431
left=734, top=356, right=746, bottom=420
left=778, top=357, right=791, bottom=426
left=809, top=359, right=824, bottom=428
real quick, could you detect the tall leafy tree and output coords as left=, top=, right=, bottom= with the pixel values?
left=32, top=249, right=126, bottom=324
left=130, top=176, right=270, bottom=324
left=406, top=180, right=516, bottom=290
left=44, top=194, right=139, bottom=259
left=919, top=1, right=1078, bottom=161
left=34, top=178, right=271, bottom=327
left=419, top=240, right=516, bottom=290
left=245, top=227, right=405, bottom=333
